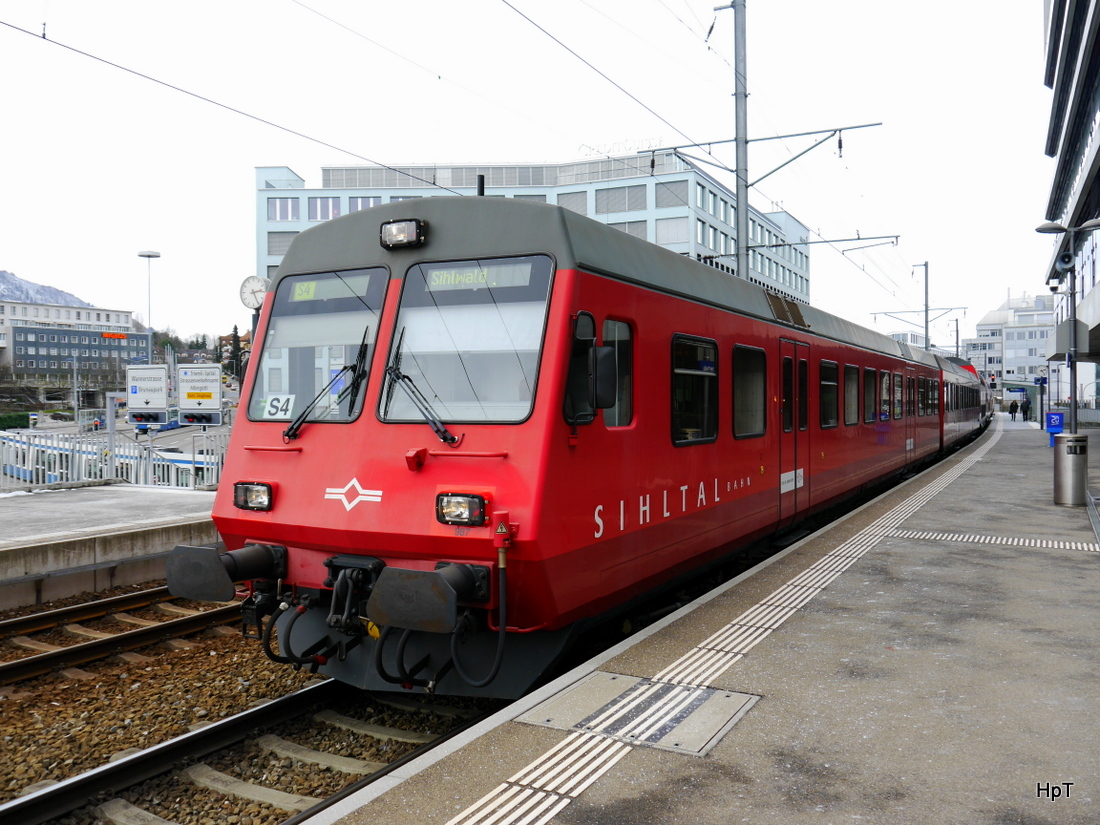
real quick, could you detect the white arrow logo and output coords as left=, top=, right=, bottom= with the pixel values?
left=324, top=478, right=383, bottom=511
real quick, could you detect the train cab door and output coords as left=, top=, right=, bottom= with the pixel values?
left=778, top=339, right=810, bottom=529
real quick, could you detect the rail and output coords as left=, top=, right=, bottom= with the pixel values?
left=0, top=603, right=242, bottom=685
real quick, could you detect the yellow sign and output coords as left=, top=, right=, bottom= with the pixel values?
left=291, top=281, right=317, bottom=301
left=186, top=392, right=213, bottom=399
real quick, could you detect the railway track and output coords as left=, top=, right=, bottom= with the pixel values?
left=2, top=679, right=497, bottom=825
left=0, top=586, right=242, bottom=684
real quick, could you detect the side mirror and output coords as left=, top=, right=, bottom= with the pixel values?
left=564, top=312, right=617, bottom=425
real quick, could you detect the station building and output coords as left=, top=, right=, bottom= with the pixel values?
left=256, top=152, right=811, bottom=304
left=1039, top=2, right=1100, bottom=388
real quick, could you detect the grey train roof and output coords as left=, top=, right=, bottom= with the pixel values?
left=277, top=197, right=958, bottom=373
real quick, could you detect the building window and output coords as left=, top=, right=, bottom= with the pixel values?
left=595, top=184, right=646, bottom=214
left=309, top=197, right=341, bottom=221
left=655, top=216, right=689, bottom=245
left=602, top=319, right=633, bottom=427
left=557, top=192, right=587, bottom=215
left=513, top=194, right=547, bottom=202
left=672, top=335, right=718, bottom=444
left=267, top=197, right=300, bottom=221
left=608, top=220, right=646, bottom=239
left=267, top=232, right=299, bottom=256
left=655, top=180, right=688, bottom=208
left=733, top=345, right=766, bottom=437
left=349, top=196, right=381, bottom=212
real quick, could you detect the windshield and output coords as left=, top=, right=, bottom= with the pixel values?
left=248, top=268, right=387, bottom=422
left=381, top=255, right=553, bottom=424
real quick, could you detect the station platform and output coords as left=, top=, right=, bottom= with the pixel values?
left=0, top=484, right=216, bottom=607
left=313, top=413, right=1100, bottom=825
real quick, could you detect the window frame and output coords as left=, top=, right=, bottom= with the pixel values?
left=843, top=364, right=859, bottom=426
left=819, top=360, right=840, bottom=429
left=671, top=334, right=719, bottom=446
left=863, top=367, right=877, bottom=423
left=733, top=344, right=767, bottom=439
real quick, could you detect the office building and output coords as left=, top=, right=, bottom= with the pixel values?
left=256, top=152, right=811, bottom=304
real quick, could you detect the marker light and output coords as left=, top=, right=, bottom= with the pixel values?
left=380, top=219, right=427, bottom=249
left=436, top=493, right=486, bottom=526
left=234, top=482, right=273, bottom=511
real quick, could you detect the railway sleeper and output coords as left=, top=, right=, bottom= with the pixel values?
left=256, top=732, right=384, bottom=774
left=96, top=797, right=178, bottom=825
left=180, top=762, right=321, bottom=812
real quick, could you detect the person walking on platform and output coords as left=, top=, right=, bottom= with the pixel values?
left=1009, top=400, right=1018, bottom=421
left=1020, top=398, right=1031, bottom=422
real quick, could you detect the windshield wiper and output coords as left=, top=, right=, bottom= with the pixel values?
left=282, top=364, right=353, bottom=441
left=383, top=327, right=458, bottom=444
left=336, top=325, right=371, bottom=413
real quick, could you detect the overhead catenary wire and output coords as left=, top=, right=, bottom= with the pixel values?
left=0, top=17, right=462, bottom=194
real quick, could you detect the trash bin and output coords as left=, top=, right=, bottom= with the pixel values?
left=1053, top=433, right=1088, bottom=506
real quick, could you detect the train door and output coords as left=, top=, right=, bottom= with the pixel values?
left=904, top=367, right=917, bottom=462
left=779, top=339, right=810, bottom=528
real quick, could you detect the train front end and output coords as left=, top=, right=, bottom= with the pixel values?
left=166, top=200, right=585, bottom=698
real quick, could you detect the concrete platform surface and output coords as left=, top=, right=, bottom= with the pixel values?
left=0, top=484, right=215, bottom=550
left=312, top=414, right=1100, bottom=825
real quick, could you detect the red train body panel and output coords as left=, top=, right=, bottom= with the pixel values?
left=167, top=198, right=987, bottom=697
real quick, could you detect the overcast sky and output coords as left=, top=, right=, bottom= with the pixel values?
left=0, top=1, right=1056, bottom=350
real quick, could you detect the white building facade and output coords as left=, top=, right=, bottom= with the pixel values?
left=256, top=152, right=811, bottom=304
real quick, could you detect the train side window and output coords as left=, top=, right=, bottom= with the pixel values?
left=782, top=357, right=793, bottom=433
left=672, top=335, right=718, bottom=444
left=819, top=361, right=839, bottom=428
left=917, top=376, right=927, bottom=416
left=798, top=359, right=809, bottom=431
left=879, top=371, right=891, bottom=420
left=893, top=373, right=904, bottom=419
left=844, top=365, right=859, bottom=426
left=931, top=379, right=940, bottom=414
left=733, top=345, right=766, bottom=438
left=863, top=367, right=876, bottom=423
left=602, top=319, right=633, bottom=427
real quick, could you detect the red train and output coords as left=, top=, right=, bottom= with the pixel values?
left=167, top=197, right=989, bottom=698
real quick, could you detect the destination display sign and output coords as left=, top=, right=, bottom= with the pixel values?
left=424, top=261, right=532, bottom=292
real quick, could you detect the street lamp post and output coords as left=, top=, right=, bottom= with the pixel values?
left=138, top=250, right=160, bottom=340
left=1036, top=218, right=1100, bottom=433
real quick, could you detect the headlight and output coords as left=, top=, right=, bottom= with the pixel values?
left=436, top=493, right=486, bottom=526
left=234, top=482, right=273, bottom=511
left=380, top=219, right=427, bottom=249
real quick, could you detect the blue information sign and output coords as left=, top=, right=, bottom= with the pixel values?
left=1047, top=412, right=1064, bottom=433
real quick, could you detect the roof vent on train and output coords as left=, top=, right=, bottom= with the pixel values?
left=764, top=292, right=808, bottom=327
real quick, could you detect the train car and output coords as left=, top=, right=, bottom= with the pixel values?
left=167, top=197, right=987, bottom=698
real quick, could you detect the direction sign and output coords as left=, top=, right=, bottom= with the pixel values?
left=177, top=366, right=223, bottom=411
left=177, top=365, right=224, bottom=426
left=126, top=365, right=169, bottom=412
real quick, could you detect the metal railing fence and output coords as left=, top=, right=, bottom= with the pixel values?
left=0, top=429, right=228, bottom=492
